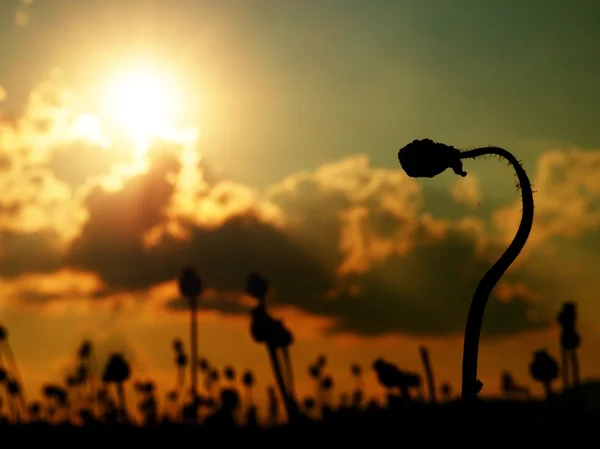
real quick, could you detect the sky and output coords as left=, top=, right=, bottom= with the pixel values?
left=0, top=0, right=600, bottom=417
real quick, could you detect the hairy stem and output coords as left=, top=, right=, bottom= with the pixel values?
left=459, top=147, right=534, bottom=401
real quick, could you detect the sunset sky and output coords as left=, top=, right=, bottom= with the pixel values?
left=1, top=0, right=600, bottom=415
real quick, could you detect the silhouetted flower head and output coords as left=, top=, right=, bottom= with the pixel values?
left=321, top=375, right=333, bottom=391
left=351, top=363, right=362, bottom=377
left=29, top=402, right=41, bottom=416
left=441, top=382, right=452, bottom=397
left=103, top=353, right=131, bottom=384
left=530, top=349, right=559, bottom=384
left=172, top=338, right=184, bottom=353
left=224, top=365, right=236, bottom=381
left=199, top=357, right=209, bottom=371
left=558, top=302, right=580, bottom=349
left=43, top=384, right=67, bottom=407
left=303, top=397, right=315, bottom=411
left=246, top=272, right=269, bottom=301
left=308, top=363, right=321, bottom=379
left=7, top=379, right=20, bottom=396
left=398, top=139, right=467, bottom=178
left=0, top=325, right=7, bottom=341
left=209, top=368, right=219, bottom=382
left=242, top=370, right=255, bottom=388
left=0, top=367, right=7, bottom=383
left=558, top=302, right=576, bottom=328
left=78, top=340, right=92, bottom=359
left=373, top=358, right=399, bottom=389
left=176, top=352, right=188, bottom=368
left=178, top=267, right=203, bottom=298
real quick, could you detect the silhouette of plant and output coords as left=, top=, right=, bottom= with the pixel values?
left=350, top=363, right=363, bottom=390
left=398, top=139, right=534, bottom=401
left=28, top=401, right=42, bottom=423
left=349, top=363, right=364, bottom=409
left=529, top=350, right=559, bottom=399
left=164, top=389, right=179, bottom=422
left=308, top=362, right=322, bottom=402
left=440, top=382, right=452, bottom=402
left=43, top=384, right=69, bottom=423
left=135, top=380, right=157, bottom=425
left=198, top=357, right=209, bottom=371
left=246, top=271, right=298, bottom=422
left=320, top=374, right=334, bottom=408
left=500, top=371, right=530, bottom=400
left=302, top=396, right=316, bottom=417
left=208, top=387, right=241, bottom=429
left=419, top=346, right=437, bottom=404
left=373, top=358, right=421, bottom=402
left=172, top=338, right=189, bottom=394
left=75, top=340, right=99, bottom=415
left=557, top=302, right=581, bottom=392
left=177, top=267, right=203, bottom=407
left=209, top=368, right=220, bottom=387
left=0, top=324, right=27, bottom=418
left=267, top=385, right=279, bottom=427
left=224, top=365, right=236, bottom=384
left=102, top=353, right=131, bottom=423
left=241, top=369, right=255, bottom=408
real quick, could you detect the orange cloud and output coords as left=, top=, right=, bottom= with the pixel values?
left=493, top=148, right=600, bottom=251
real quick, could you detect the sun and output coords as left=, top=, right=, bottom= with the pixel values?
left=105, top=67, right=179, bottom=149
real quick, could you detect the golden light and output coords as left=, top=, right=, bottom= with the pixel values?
left=104, top=67, right=180, bottom=150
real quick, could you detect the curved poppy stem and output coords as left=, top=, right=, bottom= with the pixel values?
left=459, top=147, right=534, bottom=401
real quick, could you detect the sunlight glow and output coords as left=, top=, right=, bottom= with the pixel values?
left=105, top=68, right=180, bottom=153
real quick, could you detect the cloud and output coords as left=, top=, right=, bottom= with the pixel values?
left=0, top=76, right=577, bottom=339
left=450, top=175, right=482, bottom=207
left=0, top=229, right=63, bottom=278
left=493, top=148, right=600, bottom=250
left=65, top=148, right=543, bottom=338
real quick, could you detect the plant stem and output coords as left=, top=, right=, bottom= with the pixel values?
left=190, top=295, right=198, bottom=404
left=266, top=345, right=297, bottom=423
left=459, top=147, right=534, bottom=401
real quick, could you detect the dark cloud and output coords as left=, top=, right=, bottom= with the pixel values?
left=0, top=229, right=62, bottom=277
left=66, top=142, right=182, bottom=290
left=2, top=142, right=554, bottom=337
left=165, top=292, right=248, bottom=316
left=301, top=226, right=550, bottom=337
